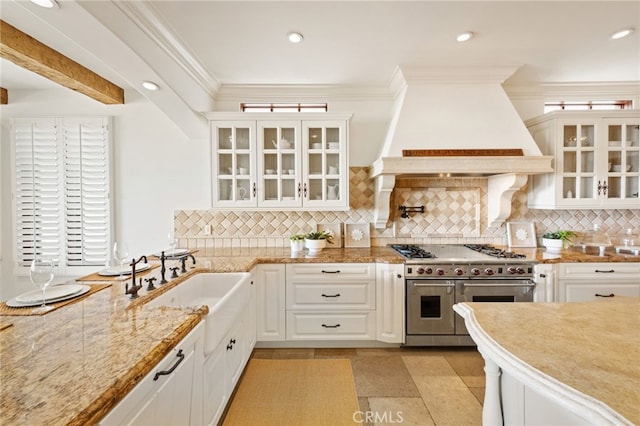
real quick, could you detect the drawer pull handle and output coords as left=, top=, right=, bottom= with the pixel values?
left=595, top=293, right=615, bottom=298
left=153, top=350, right=184, bottom=381
left=321, top=324, right=341, bottom=328
left=321, top=270, right=341, bottom=274
left=594, top=269, right=615, bottom=273
left=321, top=293, right=341, bottom=298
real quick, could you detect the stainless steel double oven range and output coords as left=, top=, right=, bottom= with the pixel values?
left=390, top=244, right=537, bottom=346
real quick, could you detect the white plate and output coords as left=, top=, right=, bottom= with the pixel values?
left=153, top=248, right=189, bottom=257
left=7, top=285, right=90, bottom=308
left=98, top=263, right=150, bottom=276
left=16, top=284, right=84, bottom=303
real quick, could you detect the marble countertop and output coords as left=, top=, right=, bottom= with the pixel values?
left=455, top=300, right=640, bottom=424
left=1, top=245, right=637, bottom=425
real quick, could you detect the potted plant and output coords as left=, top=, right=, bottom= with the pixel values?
left=289, top=234, right=306, bottom=252
left=304, top=230, right=334, bottom=254
left=542, top=230, right=577, bottom=253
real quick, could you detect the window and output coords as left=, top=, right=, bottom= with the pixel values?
left=240, top=103, right=328, bottom=112
left=11, top=117, right=112, bottom=275
left=544, top=100, right=632, bottom=113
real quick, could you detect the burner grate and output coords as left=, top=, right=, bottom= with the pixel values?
left=390, top=244, right=437, bottom=259
left=463, top=244, right=526, bottom=259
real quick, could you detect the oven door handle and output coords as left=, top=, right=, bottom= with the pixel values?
left=412, top=282, right=455, bottom=287
left=461, top=281, right=535, bottom=288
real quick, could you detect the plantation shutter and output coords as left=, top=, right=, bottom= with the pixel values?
left=63, top=118, right=111, bottom=267
left=12, top=117, right=112, bottom=274
left=13, top=118, right=62, bottom=266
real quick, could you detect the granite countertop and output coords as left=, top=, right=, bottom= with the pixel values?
left=0, top=246, right=401, bottom=425
left=456, top=301, right=640, bottom=424
left=1, top=245, right=637, bottom=425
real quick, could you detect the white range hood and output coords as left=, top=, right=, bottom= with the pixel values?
left=370, top=66, right=553, bottom=229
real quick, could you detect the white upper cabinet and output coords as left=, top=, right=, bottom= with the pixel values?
left=208, top=113, right=351, bottom=210
left=526, top=111, right=640, bottom=209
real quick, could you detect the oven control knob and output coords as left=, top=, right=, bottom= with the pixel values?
left=484, top=268, right=495, bottom=276
left=425, top=267, right=433, bottom=275
left=455, top=268, right=465, bottom=276
left=471, top=268, right=481, bottom=276
left=507, top=266, right=525, bottom=275
left=417, top=267, right=425, bottom=275
left=436, top=268, right=445, bottom=276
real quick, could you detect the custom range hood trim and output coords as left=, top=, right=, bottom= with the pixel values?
left=370, top=66, right=554, bottom=229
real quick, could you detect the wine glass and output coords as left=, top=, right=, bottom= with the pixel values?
left=30, top=258, right=55, bottom=314
left=167, top=231, right=178, bottom=254
left=113, top=241, right=130, bottom=280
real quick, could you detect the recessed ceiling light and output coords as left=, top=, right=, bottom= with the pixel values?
left=30, top=0, right=58, bottom=8
left=456, top=32, right=474, bottom=42
left=287, top=32, right=304, bottom=43
left=610, top=27, right=634, bottom=40
left=141, top=81, right=159, bottom=91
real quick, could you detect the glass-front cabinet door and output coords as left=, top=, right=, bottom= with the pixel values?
left=555, top=117, right=639, bottom=208
left=558, top=121, right=596, bottom=204
left=302, top=121, right=348, bottom=208
left=603, top=119, right=639, bottom=204
left=257, top=121, right=301, bottom=207
left=211, top=121, right=256, bottom=207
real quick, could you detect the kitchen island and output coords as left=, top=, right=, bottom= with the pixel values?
left=454, top=300, right=640, bottom=425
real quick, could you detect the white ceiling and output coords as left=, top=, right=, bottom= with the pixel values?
left=1, top=0, right=638, bottom=134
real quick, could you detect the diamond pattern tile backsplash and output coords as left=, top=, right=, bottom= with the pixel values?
left=175, top=167, right=640, bottom=249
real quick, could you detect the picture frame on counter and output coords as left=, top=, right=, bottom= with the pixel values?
left=506, top=221, right=537, bottom=248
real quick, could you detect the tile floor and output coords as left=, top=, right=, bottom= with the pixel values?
left=226, top=347, right=485, bottom=425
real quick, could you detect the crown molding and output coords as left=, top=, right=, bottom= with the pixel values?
left=214, top=84, right=393, bottom=102
left=505, top=81, right=640, bottom=100
left=115, top=1, right=221, bottom=96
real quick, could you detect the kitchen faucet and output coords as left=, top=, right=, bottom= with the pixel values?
left=179, top=254, right=196, bottom=273
left=125, top=255, right=147, bottom=299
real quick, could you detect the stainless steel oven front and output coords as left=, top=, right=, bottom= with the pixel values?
left=404, top=262, right=536, bottom=346
left=454, top=278, right=535, bottom=335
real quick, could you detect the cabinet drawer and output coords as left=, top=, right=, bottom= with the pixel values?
left=286, top=280, right=375, bottom=310
left=564, top=283, right=640, bottom=302
left=559, top=262, right=640, bottom=279
left=286, top=263, right=375, bottom=280
left=286, top=311, right=375, bottom=340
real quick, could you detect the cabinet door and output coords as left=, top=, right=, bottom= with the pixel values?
left=255, top=264, right=286, bottom=341
left=556, top=119, right=598, bottom=206
left=376, top=264, right=405, bottom=343
left=302, top=121, right=349, bottom=209
left=211, top=121, right=257, bottom=207
left=602, top=118, right=640, bottom=205
left=224, top=317, right=246, bottom=391
left=257, top=121, right=302, bottom=207
left=202, top=344, right=227, bottom=426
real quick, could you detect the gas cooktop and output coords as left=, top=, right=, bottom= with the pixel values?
left=389, top=244, right=532, bottom=263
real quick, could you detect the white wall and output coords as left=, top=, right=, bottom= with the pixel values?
left=0, top=88, right=208, bottom=300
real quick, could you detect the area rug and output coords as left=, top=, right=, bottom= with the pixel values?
left=222, top=358, right=360, bottom=426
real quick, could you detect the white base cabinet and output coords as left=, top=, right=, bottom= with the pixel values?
left=100, top=323, right=204, bottom=426
left=255, top=264, right=286, bottom=341
left=285, top=263, right=377, bottom=341
left=202, top=304, right=254, bottom=425
left=375, top=263, right=404, bottom=343
left=558, top=262, right=640, bottom=302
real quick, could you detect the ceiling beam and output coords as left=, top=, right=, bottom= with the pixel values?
left=0, top=19, right=124, bottom=104
left=0, top=87, right=7, bottom=104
